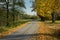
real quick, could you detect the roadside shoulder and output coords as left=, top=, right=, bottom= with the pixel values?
left=0, top=22, right=29, bottom=38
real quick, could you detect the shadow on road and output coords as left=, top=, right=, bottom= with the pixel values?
left=1, top=33, right=60, bottom=40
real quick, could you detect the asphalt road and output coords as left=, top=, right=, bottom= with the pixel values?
left=0, top=21, right=39, bottom=40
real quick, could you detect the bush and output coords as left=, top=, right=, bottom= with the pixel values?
left=0, top=27, right=8, bottom=33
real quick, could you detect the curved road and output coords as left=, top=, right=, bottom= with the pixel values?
left=0, top=21, right=39, bottom=40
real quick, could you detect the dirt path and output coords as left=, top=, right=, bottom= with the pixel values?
left=0, top=21, right=39, bottom=40
left=1, top=21, right=60, bottom=40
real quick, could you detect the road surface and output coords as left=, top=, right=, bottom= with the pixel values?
left=0, top=21, right=39, bottom=40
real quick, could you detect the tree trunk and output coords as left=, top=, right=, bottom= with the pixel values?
left=37, top=13, right=45, bottom=21
left=41, top=17, right=45, bottom=21
left=6, top=0, right=9, bottom=26
left=51, top=12, right=55, bottom=23
left=12, top=0, right=16, bottom=24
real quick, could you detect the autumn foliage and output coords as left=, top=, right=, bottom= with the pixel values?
left=35, top=0, right=60, bottom=20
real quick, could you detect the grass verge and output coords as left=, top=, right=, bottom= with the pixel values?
left=0, top=20, right=30, bottom=38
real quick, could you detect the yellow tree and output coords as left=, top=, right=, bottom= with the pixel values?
left=35, top=0, right=60, bottom=22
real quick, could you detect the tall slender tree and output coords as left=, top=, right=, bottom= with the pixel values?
left=6, top=0, right=9, bottom=26
left=12, top=0, right=16, bottom=24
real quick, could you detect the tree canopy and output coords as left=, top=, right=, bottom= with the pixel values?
left=36, top=0, right=60, bottom=18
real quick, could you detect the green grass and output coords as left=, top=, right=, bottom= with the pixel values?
left=45, top=20, right=60, bottom=24
left=0, top=27, right=9, bottom=33
left=0, top=20, right=29, bottom=33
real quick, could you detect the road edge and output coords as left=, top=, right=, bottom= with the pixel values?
left=0, top=22, right=29, bottom=38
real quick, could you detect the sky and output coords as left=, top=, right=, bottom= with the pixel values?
left=24, top=0, right=37, bottom=15
left=0, top=0, right=36, bottom=15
